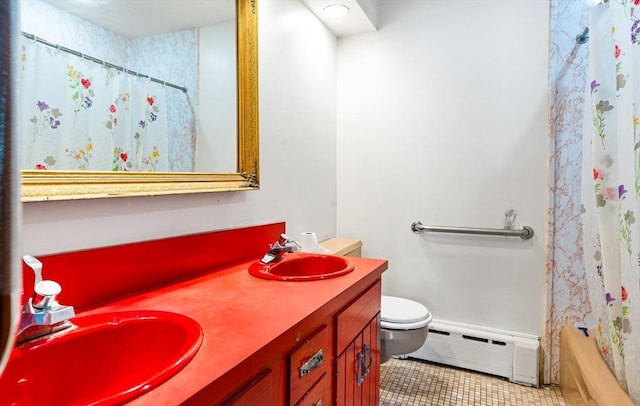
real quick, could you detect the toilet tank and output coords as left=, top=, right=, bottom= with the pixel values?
left=320, top=238, right=362, bottom=257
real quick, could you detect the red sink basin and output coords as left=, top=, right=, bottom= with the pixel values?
left=249, top=252, right=354, bottom=281
left=0, top=310, right=203, bottom=405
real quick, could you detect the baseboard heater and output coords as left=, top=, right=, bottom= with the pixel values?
left=406, top=319, right=540, bottom=387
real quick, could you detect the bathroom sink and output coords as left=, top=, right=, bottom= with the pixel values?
left=249, top=252, right=354, bottom=281
left=0, top=310, right=203, bottom=405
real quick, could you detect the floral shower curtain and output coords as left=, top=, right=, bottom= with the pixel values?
left=19, top=40, right=169, bottom=172
left=582, top=0, right=640, bottom=402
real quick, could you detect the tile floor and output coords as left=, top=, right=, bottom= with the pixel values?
left=380, top=358, right=566, bottom=406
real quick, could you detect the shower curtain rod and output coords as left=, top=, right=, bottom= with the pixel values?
left=21, top=32, right=188, bottom=93
left=576, top=27, right=589, bottom=44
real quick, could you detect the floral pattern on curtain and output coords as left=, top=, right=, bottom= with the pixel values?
left=19, top=40, right=169, bottom=172
left=582, top=0, right=640, bottom=402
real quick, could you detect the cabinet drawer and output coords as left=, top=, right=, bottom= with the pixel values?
left=224, top=368, right=274, bottom=405
left=336, top=281, right=381, bottom=355
left=289, top=324, right=332, bottom=405
left=294, top=372, right=330, bottom=406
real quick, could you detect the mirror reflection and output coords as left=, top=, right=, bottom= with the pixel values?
left=18, top=0, right=237, bottom=173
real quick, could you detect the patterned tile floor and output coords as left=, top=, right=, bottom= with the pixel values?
left=380, top=358, right=566, bottom=406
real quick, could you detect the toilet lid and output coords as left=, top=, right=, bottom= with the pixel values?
left=381, top=295, right=430, bottom=324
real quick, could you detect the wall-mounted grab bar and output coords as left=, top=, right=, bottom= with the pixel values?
left=411, top=221, right=534, bottom=240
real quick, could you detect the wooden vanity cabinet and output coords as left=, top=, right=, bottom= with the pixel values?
left=288, top=280, right=381, bottom=406
left=215, top=279, right=382, bottom=406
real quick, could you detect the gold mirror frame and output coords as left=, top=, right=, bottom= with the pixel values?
left=21, top=0, right=259, bottom=202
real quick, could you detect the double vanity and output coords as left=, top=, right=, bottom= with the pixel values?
left=2, top=222, right=387, bottom=405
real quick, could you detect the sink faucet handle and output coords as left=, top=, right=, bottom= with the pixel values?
left=32, top=280, right=62, bottom=310
left=278, top=233, right=293, bottom=245
left=17, top=255, right=75, bottom=344
left=23, top=255, right=63, bottom=310
left=23, top=255, right=44, bottom=285
left=277, top=234, right=301, bottom=249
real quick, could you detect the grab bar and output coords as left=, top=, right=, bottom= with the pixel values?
left=411, top=221, right=534, bottom=240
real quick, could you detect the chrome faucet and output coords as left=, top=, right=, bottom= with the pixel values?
left=17, top=255, right=75, bottom=343
left=260, top=234, right=301, bottom=264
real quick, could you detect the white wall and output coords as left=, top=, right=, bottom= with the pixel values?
left=198, top=21, right=237, bottom=172
left=337, top=0, right=550, bottom=336
left=21, top=0, right=338, bottom=255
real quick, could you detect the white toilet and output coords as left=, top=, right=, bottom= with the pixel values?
left=380, top=295, right=432, bottom=363
left=319, top=238, right=433, bottom=363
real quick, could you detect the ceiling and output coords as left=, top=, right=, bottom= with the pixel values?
left=39, top=0, right=377, bottom=39
left=301, top=0, right=378, bottom=37
left=40, top=0, right=236, bottom=39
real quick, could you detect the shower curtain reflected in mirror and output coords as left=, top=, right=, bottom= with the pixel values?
left=19, top=40, right=170, bottom=172
left=582, top=0, right=640, bottom=402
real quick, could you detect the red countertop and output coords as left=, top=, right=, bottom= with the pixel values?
left=15, top=223, right=387, bottom=404
left=81, top=255, right=387, bottom=405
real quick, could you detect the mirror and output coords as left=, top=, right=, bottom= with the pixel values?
left=17, top=0, right=259, bottom=201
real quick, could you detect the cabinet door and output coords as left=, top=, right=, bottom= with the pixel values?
left=335, top=315, right=380, bottom=406
left=360, top=316, right=379, bottom=406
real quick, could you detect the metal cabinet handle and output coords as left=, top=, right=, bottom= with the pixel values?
left=300, top=349, right=324, bottom=377
left=356, top=350, right=366, bottom=386
left=356, top=343, right=375, bottom=387
left=364, top=343, right=373, bottom=377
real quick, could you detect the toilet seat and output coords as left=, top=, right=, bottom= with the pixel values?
left=381, top=295, right=432, bottom=330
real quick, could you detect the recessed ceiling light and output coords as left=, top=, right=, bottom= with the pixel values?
left=323, top=4, right=350, bottom=18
